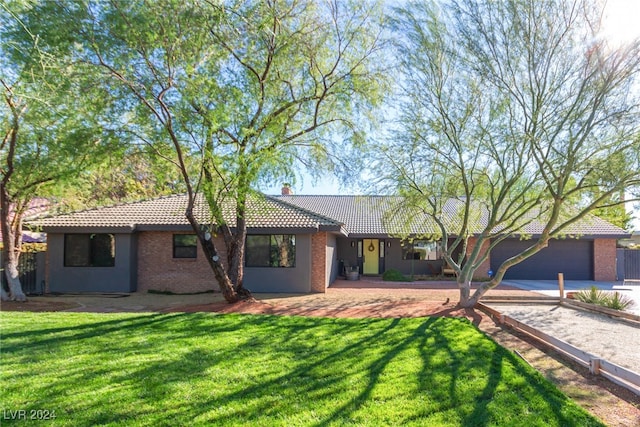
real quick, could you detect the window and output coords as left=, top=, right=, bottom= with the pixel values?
left=173, top=234, right=198, bottom=258
left=64, top=234, right=115, bottom=267
left=402, top=240, right=439, bottom=260
left=246, top=234, right=295, bottom=267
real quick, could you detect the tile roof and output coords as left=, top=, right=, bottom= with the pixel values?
left=32, top=194, right=343, bottom=232
left=277, top=195, right=629, bottom=238
left=276, top=195, right=440, bottom=236
left=509, top=211, right=628, bottom=236
left=31, top=193, right=629, bottom=238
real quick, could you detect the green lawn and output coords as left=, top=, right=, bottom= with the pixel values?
left=1, top=312, right=603, bottom=426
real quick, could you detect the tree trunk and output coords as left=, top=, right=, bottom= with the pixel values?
left=221, top=190, right=251, bottom=299
left=228, top=223, right=248, bottom=296
left=227, top=236, right=251, bottom=298
left=184, top=207, right=251, bottom=303
left=198, top=230, right=239, bottom=303
left=0, top=184, right=27, bottom=302
left=2, top=255, right=26, bottom=301
left=458, top=273, right=502, bottom=308
left=463, top=282, right=494, bottom=308
left=458, top=278, right=473, bottom=308
left=463, top=236, right=552, bottom=307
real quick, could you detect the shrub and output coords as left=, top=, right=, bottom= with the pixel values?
left=607, top=291, right=635, bottom=311
left=574, top=286, right=635, bottom=311
left=574, top=286, right=609, bottom=305
left=382, top=269, right=412, bottom=282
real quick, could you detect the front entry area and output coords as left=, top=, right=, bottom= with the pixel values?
left=363, top=239, right=379, bottom=274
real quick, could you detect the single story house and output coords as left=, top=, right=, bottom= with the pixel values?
left=32, top=191, right=628, bottom=294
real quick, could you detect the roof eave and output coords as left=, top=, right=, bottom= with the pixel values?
left=319, top=224, right=344, bottom=234
left=135, top=224, right=193, bottom=232
left=42, top=225, right=135, bottom=234
left=246, top=226, right=321, bottom=234
left=503, top=232, right=632, bottom=240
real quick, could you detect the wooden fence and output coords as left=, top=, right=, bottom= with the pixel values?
left=0, top=251, right=45, bottom=295
left=617, top=248, right=640, bottom=281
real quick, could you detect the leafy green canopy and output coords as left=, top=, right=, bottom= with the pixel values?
left=17, top=0, right=388, bottom=206
left=381, top=0, right=640, bottom=305
left=10, top=0, right=390, bottom=298
left=2, top=1, right=129, bottom=300
left=1, top=5, right=116, bottom=204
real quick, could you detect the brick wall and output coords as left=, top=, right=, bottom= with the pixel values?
left=137, top=231, right=225, bottom=294
left=593, top=238, right=617, bottom=281
left=310, top=232, right=327, bottom=293
left=466, top=237, right=491, bottom=280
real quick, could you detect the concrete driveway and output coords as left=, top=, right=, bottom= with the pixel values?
left=501, top=280, right=640, bottom=315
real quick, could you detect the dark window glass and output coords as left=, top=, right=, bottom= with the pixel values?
left=64, top=234, right=115, bottom=267
left=270, top=235, right=295, bottom=267
left=173, top=234, right=198, bottom=259
left=246, top=235, right=295, bottom=268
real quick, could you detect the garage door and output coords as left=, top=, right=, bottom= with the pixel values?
left=490, top=239, right=593, bottom=280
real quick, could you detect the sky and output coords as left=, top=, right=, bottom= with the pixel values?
left=600, top=0, right=640, bottom=47
left=260, top=176, right=349, bottom=196
left=591, top=0, right=640, bottom=232
left=262, top=0, right=640, bottom=233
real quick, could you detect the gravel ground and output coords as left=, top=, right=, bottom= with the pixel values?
left=485, top=303, right=640, bottom=374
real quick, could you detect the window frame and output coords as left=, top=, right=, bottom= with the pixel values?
left=402, top=240, right=439, bottom=261
left=64, top=233, right=116, bottom=267
left=245, top=234, right=296, bottom=268
left=173, top=234, right=198, bottom=259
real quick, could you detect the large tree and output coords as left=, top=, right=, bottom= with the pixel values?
left=382, top=0, right=640, bottom=307
left=55, top=146, right=186, bottom=212
left=22, top=0, right=388, bottom=302
left=1, top=4, right=118, bottom=301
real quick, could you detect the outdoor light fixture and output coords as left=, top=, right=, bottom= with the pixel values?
left=387, top=241, right=391, bottom=247
left=350, top=241, right=355, bottom=247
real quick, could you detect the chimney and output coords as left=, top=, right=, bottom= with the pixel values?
left=281, top=183, right=293, bottom=195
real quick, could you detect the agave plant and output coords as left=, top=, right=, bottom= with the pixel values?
left=575, top=286, right=609, bottom=305
left=574, top=286, right=635, bottom=311
left=607, top=292, right=635, bottom=311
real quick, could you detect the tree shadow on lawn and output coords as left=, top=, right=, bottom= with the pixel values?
left=2, top=313, right=598, bottom=426
left=0, top=313, right=194, bottom=354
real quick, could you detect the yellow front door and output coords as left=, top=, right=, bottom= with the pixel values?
left=363, top=239, right=379, bottom=275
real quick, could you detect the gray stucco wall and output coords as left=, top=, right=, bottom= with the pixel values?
left=383, top=240, right=442, bottom=276
left=337, top=237, right=359, bottom=273
left=336, top=237, right=444, bottom=277
left=129, top=233, right=138, bottom=291
left=243, top=234, right=312, bottom=293
left=326, top=233, right=339, bottom=284
left=47, top=233, right=136, bottom=293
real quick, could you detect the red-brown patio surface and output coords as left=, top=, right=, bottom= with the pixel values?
left=164, top=278, right=538, bottom=323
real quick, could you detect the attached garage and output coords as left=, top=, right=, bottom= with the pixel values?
left=491, top=239, right=594, bottom=280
